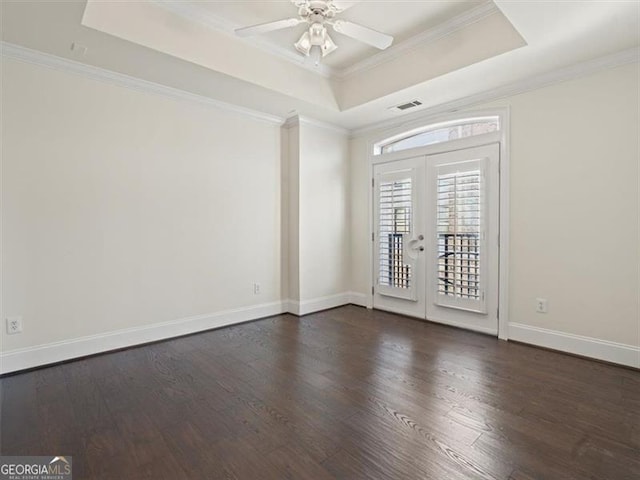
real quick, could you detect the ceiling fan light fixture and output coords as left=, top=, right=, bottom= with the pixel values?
left=321, top=34, right=338, bottom=56
left=296, top=24, right=337, bottom=65
left=309, top=22, right=326, bottom=45
left=294, top=31, right=312, bottom=55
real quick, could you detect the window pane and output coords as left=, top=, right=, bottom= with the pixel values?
left=378, top=117, right=499, bottom=155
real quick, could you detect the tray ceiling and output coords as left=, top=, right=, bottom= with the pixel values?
left=81, top=0, right=526, bottom=110
left=2, top=1, right=638, bottom=129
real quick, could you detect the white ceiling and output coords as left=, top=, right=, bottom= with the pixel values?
left=1, top=1, right=639, bottom=130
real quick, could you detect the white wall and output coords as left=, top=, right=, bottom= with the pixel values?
left=285, top=124, right=300, bottom=301
left=1, top=58, right=284, bottom=357
left=285, top=120, right=351, bottom=311
left=350, top=63, right=639, bottom=360
left=349, top=136, right=371, bottom=298
left=298, top=122, right=350, bottom=302
left=490, top=64, right=639, bottom=347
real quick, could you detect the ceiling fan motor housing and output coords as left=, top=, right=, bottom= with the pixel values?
left=299, top=1, right=337, bottom=20
left=309, top=23, right=326, bottom=45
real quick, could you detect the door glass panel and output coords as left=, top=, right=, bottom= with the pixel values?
left=379, top=178, right=412, bottom=289
left=437, top=169, right=482, bottom=300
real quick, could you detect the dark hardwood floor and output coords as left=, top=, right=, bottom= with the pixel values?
left=1, top=306, right=639, bottom=479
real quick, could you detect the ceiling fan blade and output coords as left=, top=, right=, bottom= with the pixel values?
left=235, top=18, right=303, bottom=37
left=331, top=20, right=393, bottom=49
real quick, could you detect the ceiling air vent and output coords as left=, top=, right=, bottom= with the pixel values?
left=389, top=100, right=423, bottom=112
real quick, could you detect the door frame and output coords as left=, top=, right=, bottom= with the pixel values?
left=366, top=107, right=511, bottom=340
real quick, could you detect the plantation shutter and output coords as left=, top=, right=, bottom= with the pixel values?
left=376, top=170, right=417, bottom=301
left=435, top=159, right=487, bottom=313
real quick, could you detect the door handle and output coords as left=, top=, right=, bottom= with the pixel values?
left=408, top=240, right=424, bottom=252
left=411, top=235, right=425, bottom=251
left=406, top=237, right=421, bottom=259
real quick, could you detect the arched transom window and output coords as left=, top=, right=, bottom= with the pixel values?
left=374, top=116, right=500, bottom=155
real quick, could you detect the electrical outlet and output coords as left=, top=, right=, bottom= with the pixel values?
left=536, top=298, right=548, bottom=314
left=6, top=316, right=23, bottom=335
left=253, top=283, right=261, bottom=295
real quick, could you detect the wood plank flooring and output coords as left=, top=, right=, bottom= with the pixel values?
left=1, top=306, right=639, bottom=479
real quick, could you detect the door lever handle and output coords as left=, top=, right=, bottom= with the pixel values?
left=409, top=242, right=424, bottom=252
left=406, top=237, right=423, bottom=259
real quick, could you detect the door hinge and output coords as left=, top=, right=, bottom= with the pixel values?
left=372, top=178, right=375, bottom=188
left=371, top=286, right=375, bottom=295
left=371, top=232, right=375, bottom=242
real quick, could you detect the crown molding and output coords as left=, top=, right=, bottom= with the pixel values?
left=284, top=115, right=350, bottom=135
left=351, top=46, right=640, bottom=136
left=1, top=41, right=286, bottom=126
left=150, top=0, right=335, bottom=79
left=3, top=41, right=637, bottom=137
left=335, top=2, right=500, bottom=80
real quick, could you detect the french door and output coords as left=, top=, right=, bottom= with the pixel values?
left=373, top=143, right=500, bottom=335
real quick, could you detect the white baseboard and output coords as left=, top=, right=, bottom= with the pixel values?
left=286, top=291, right=369, bottom=315
left=1, top=293, right=371, bottom=374
left=0, top=301, right=287, bottom=375
left=6, top=303, right=634, bottom=375
left=348, top=292, right=369, bottom=307
left=287, top=292, right=351, bottom=316
left=509, top=322, right=640, bottom=369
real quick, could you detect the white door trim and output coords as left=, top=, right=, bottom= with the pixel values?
left=366, top=107, right=510, bottom=339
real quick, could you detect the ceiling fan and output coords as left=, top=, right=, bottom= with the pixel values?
left=235, top=0, right=394, bottom=66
